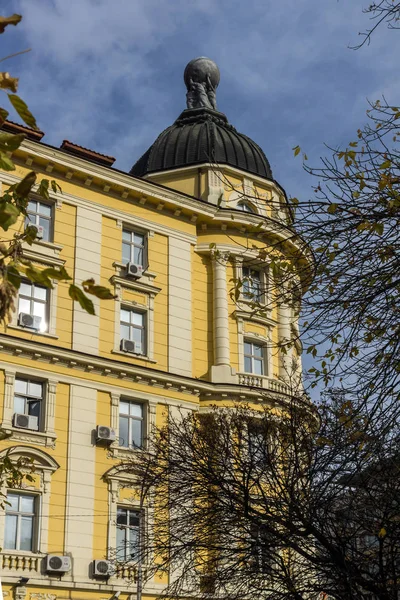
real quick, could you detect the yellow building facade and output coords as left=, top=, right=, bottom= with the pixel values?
left=0, top=59, right=310, bottom=600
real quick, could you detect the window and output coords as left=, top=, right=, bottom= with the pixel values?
left=248, top=419, right=267, bottom=466
left=249, top=523, right=273, bottom=573
left=122, top=229, right=146, bottom=267
left=120, top=308, right=146, bottom=354
left=4, top=493, right=37, bottom=551
left=25, top=200, right=52, bottom=242
left=244, top=341, right=265, bottom=375
left=243, top=266, right=262, bottom=300
left=116, top=507, right=141, bottom=561
left=18, top=281, right=48, bottom=332
left=237, top=201, right=256, bottom=214
left=14, top=378, right=44, bottom=428
left=119, top=401, right=144, bottom=449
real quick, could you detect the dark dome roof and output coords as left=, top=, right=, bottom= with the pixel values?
left=130, top=107, right=272, bottom=180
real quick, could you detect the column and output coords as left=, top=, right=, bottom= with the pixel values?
left=210, top=251, right=237, bottom=383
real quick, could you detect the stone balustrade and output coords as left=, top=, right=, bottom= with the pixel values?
left=1, top=552, right=42, bottom=572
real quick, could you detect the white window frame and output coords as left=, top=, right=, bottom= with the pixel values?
left=109, top=393, right=157, bottom=459
left=242, top=266, right=264, bottom=302
left=1, top=369, right=57, bottom=448
left=122, top=228, right=148, bottom=268
left=120, top=307, right=147, bottom=355
left=0, top=446, right=59, bottom=556
left=12, top=280, right=58, bottom=338
left=236, top=200, right=257, bottom=214
left=244, top=340, right=266, bottom=375
left=118, top=400, right=145, bottom=450
left=17, top=281, right=49, bottom=332
left=4, top=492, right=38, bottom=552
left=13, top=377, right=45, bottom=430
left=236, top=317, right=272, bottom=379
left=25, top=199, right=54, bottom=242
left=115, top=506, right=142, bottom=562
left=113, top=286, right=156, bottom=363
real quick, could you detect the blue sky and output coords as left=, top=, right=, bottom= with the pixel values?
left=2, top=0, right=399, bottom=203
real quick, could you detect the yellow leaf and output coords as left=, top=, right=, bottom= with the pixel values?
left=0, top=14, right=22, bottom=34
left=378, top=527, right=386, bottom=538
left=292, top=145, right=301, bottom=157
left=0, top=72, right=18, bottom=93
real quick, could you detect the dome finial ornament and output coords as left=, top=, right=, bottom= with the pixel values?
left=184, top=57, right=220, bottom=111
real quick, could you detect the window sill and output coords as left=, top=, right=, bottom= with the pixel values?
left=0, top=425, right=56, bottom=448
left=111, top=349, right=157, bottom=364
left=21, top=240, right=65, bottom=267
left=6, top=325, right=59, bottom=339
left=109, top=444, right=146, bottom=459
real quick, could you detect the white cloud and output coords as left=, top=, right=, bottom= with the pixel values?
left=6, top=0, right=399, bottom=179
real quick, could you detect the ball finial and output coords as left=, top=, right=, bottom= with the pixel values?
left=184, top=57, right=220, bottom=111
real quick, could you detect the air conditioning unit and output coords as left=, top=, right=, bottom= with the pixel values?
left=96, top=425, right=116, bottom=443
left=93, top=559, right=115, bottom=578
left=120, top=339, right=141, bottom=354
left=126, top=262, right=143, bottom=278
left=18, top=313, right=42, bottom=331
left=35, top=225, right=45, bottom=240
left=45, top=554, right=71, bottom=573
left=13, top=413, right=39, bottom=431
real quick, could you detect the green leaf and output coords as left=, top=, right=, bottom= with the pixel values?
left=24, top=266, right=53, bottom=288
left=0, top=107, right=9, bottom=125
left=24, top=224, right=39, bottom=244
left=7, top=94, right=37, bottom=129
left=327, top=203, right=338, bottom=214
left=0, top=14, right=22, bottom=33
left=0, top=150, right=15, bottom=171
left=69, top=284, right=95, bottom=315
left=37, top=179, right=49, bottom=200
left=42, top=266, right=72, bottom=281
left=0, top=132, right=25, bottom=152
left=15, top=171, right=36, bottom=197
left=82, top=278, right=116, bottom=300
left=380, top=160, right=391, bottom=169
left=51, top=180, right=62, bottom=194
left=0, top=202, right=19, bottom=230
left=6, top=265, right=21, bottom=289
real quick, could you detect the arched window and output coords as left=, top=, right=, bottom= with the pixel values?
left=237, top=201, right=257, bottom=214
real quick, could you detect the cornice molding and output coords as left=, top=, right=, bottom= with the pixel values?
left=0, top=335, right=291, bottom=405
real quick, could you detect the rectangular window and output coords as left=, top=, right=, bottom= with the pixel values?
left=14, top=378, right=44, bottom=428
left=119, top=401, right=144, bottom=449
left=18, top=281, right=48, bottom=332
left=122, top=229, right=146, bottom=267
left=4, top=493, right=36, bottom=551
left=120, top=308, right=146, bottom=355
left=25, top=200, right=52, bottom=242
left=249, top=523, right=273, bottom=573
left=116, top=507, right=141, bottom=561
left=244, top=341, right=265, bottom=375
left=243, top=267, right=262, bottom=300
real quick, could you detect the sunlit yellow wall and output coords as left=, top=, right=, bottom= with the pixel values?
left=55, top=202, right=76, bottom=348
left=227, top=260, right=239, bottom=371
left=48, top=382, right=69, bottom=553
left=192, top=249, right=213, bottom=379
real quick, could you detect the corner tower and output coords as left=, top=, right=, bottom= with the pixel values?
left=131, top=57, right=310, bottom=390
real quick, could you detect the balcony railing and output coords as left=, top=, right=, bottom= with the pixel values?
left=1, top=551, right=43, bottom=573
left=238, top=374, right=289, bottom=395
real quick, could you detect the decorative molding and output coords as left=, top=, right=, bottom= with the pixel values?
left=30, top=594, right=57, bottom=600
left=0, top=335, right=293, bottom=404
left=110, top=275, right=161, bottom=297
